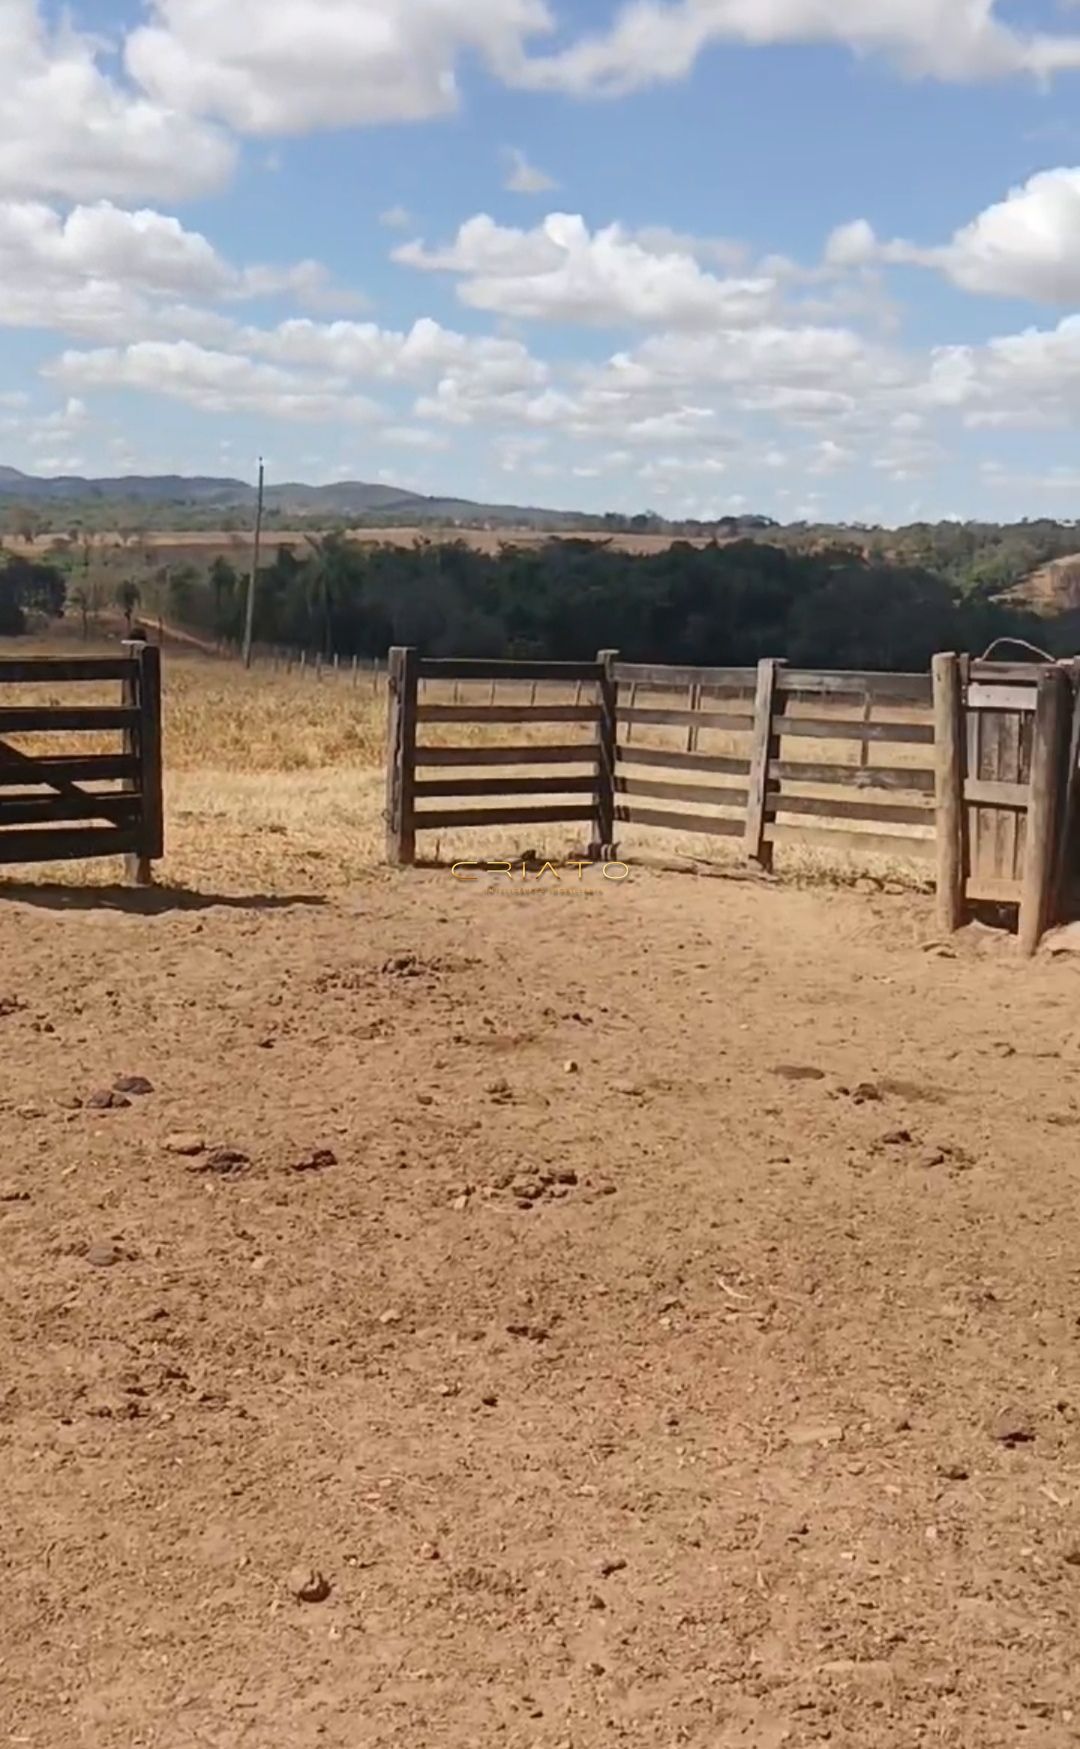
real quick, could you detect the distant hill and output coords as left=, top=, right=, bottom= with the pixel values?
left=0, top=465, right=590, bottom=527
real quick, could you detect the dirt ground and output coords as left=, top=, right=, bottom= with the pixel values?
left=3, top=864, right=1080, bottom=1748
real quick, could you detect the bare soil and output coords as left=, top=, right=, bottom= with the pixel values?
left=3, top=868, right=1080, bottom=1747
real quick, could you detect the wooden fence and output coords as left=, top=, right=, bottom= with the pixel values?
left=0, top=644, right=163, bottom=882
left=384, top=647, right=1080, bottom=955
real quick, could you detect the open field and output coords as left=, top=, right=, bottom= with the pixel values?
left=4, top=644, right=1080, bottom=1747
left=6, top=526, right=728, bottom=565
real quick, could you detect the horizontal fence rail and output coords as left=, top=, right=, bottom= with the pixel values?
left=0, top=644, right=163, bottom=882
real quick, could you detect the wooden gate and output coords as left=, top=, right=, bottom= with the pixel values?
left=0, top=645, right=164, bottom=882
left=933, top=651, right=1079, bottom=954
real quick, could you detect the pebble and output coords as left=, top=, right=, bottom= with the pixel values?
left=773, top=1065, right=826, bottom=1082
left=599, top=1557, right=627, bottom=1578
left=563, top=1060, right=580, bottom=1075
left=379, top=1309, right=403, bottom=1326
left=192, top=1148, right=250, bottom=1176
left=287, top=1566, right=331, bottom=1604
left=0, top=1182, right=30, bottom=1202
left=165, top=1133, right=207, bottom=1157
left=113, top=1076, right=154, bottom=1096
left=85, top=1240, right=125, bottom=1268
left=290, top=1148, right=337, bottom=1173
left=86, top=1089, right=131, bottom=1111
left=16, top=1103, right=45, bottom=1119
left=991, top=1409, right=1035, bottom=1447
left=611, top=1079, right=645, bottom=1097
left=419, top=1542, right=440, bottom=1562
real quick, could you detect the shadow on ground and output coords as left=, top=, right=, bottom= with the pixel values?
left=0, top=883, right=327, bottom=915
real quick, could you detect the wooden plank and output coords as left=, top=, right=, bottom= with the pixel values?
left=594, top=650, right=618, bottom=855
left=0, top=755, right=137, bottom=786
left=774, top=716, right=935, bottom=745
left=134, top=643, right=163, bottom=868
left=745, top=658, right=782, bottom=871
left=414, top=804, right=595, bottom=831
left=932, top=653, right=966, bottom=932
left=613, top=663, right=757, bottom=689
left=1019, top=667, right=1069, bottom=956
left=415, top=743, right=597, bottom=768
left=770, top=759, right=935, bottom=794
left=617, top=774, right=748, bottom=809
left=967, top=874, right=1023, bottom=904
left=385, top=646, right=419, bottom=865
left=620, top=706, right=753, bottom=732
left=766, top=822, right=936, bottom=861
left=0, top=794, right=142, bottom=828
left=1055, top=676, right=1080, bottom=913
left=779, top=670, right=932, bottom=704
left=417, top=659, right=601, bottom=683
left=414, top=775, right=596, bottom=799
left=417, top=704, right=600, bottom=725
left=769, top=793, right=933, bottom=827
left=0, top=826, right=142, bottom=865
left=0, top=707, right=136, bottom=732
left=970, top=662, right=1053, bottom=684
left=614, top=804, right=743, bottom=839
left=968, top=682, right=1037, bottom=712
left=963, top=778, right=1029, bottom=808
left=617, top=744, right=750, bottom=778
left=0, top=657, right=136, bottom=683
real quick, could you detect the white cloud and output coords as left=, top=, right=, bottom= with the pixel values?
left=502, top=146, right=558, bottom=194
left=509, top=0, right=1080, bottom=94
left=384, top=426, right=451, bottom=450
left=125, top=0, right=555, bottom=134
left=831, top=168, right=1080, bottom=303
left=0, top=199, right=343, bottom=343
left=379, top=205, right=414, bottom=230
left=0, top=0, right=233, bottom=201
left=395, top=211, right=778, bottom=328
left=46, top=339, right=385, bottom=422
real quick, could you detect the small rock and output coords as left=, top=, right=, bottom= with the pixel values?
left=991, top=1409, right=1035, bottom=1448
left=480, top=1393, right=498, bottom=1408
left=0, top=1182, right=30, bottom=1202
left=556, top=1169, right=578, bottom=1186
left=586, top=1662, right=607, bottom=1677
left=486, top=1078, right=512, bottom=1100
left=287, top=1566, right=331, bottom=1604
left=85, top=1240, right=125, bottom=1268
left=192, top=1148, right=249, bottom=1176
left=917, top=1148, right=947, bottom=1170
left=851, top=1082, right=882, bottom=1104
left=563, top=1060, right=580, bottom=1075
left=599, top=1557, right=627, bottom=1578
left=165, top=1133, right=206, bottom=1157
left=290, top=1148, right=337, bottom=1174
left=113, top=1075, right=154, bottom=1096
left=938, top=1463, right=970, bottom=1482
left=15, top=1104, right=45, bottom=1120
left=773, top=1065, right=826, bottom=1082
left=419, top=1541, right=440, bottom=1561
left=611, top=1079, right=645, bottom=1097
left=86, top=1089, right=131, bottom=1111
left=379, top=1309, right=403, bottom=1326
left=788, top=1421, right=844, bottom=1448
left=882, top=1129, right=913, bottom=1146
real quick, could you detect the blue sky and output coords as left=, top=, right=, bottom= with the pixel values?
left=5, top=1, right=1080, bottom=524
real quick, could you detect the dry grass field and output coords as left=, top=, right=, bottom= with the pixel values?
left=4, top=640, right=1080, bottom=1749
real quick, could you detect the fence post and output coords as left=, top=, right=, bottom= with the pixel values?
left=385, top=646, right=419, bottom=866
left=1019, top=665, right=1069, bottom=957
left=932, top=652, right=965, bottom=935
left=122, top=641, right=163, bottom=886
left=745, top=658, right=782, bottom=871
left=592, top=649, right=618, bottom=860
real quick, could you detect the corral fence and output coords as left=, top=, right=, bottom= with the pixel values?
left=0, top=643, right=163, bottom=883
left=385, top=646, right=1080, bottom=956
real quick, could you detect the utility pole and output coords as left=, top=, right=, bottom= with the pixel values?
left=242, top=456, right=264, bottom=669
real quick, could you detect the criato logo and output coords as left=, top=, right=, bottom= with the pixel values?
left=452, top=861, right=630, bottom=883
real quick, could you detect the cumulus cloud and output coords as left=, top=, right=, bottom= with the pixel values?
left=0, top=199, right=341, bottom=344
left=509, top=0, right=1080, bottom=95
left=0, top=0, right=233, bottom=201
left=395, top=212, right=778, bottom=328
left=45, top=339, right=385, bottom=421
left=829, top=168, right=1080, bottom=304
left=125, top=0, right=555, bottom=134
left=502, top=147, right=558, bottom=193
left=243, top=315, right=547, bottom=392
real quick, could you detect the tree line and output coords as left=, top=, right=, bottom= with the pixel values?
left=3, top=530, right=1075, bottom=669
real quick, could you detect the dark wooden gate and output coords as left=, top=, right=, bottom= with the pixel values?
left=0, top=645, right=163, bottom=882
left=934, top=652, right=1079, bottom=953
